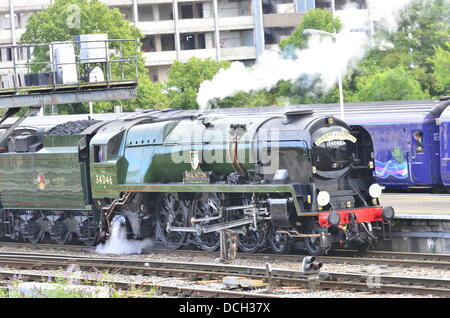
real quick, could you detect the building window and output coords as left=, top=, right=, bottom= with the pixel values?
left=138, top=5, right=154, bottom=21
left=197, top=34, right=206, bottom=49
left=180, top=33, right=206, bottom=50
left=161, top=34, right=175, bottom=51
left=316, top=0, right=367, bottom=10
left=6, top=48, right=12, bottom=61
left=195, top=4, right=204, bottom=18
left=181, top=34, right=195, bottom=50
left=142, top=35, right=156, bottom=52
left=180, top=4, right=194, bottom=19
left=265, top=32, right=276, bottom=45
left=2, top=14, right=19, bottom=30
left=159, top=4, right=173, bottom=21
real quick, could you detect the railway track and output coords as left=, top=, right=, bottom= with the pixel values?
left=1, top=240, right=450, bottom=263
left=0, top=251, right=448, bottom=297
left=137, top=249, right=450, bottom=269
left=0, top=242, right=89, bottom=251
left=0, top=241, right=449, bottom=268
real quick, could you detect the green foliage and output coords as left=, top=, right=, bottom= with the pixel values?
left=166, top=58, right=231, bottom=109
left=279, top=9, right=342, bottom=52
left=352, top=66, right=429, bottom=101
left=130, top=78, right=170, bottom=110
left=430, top=43, right=450, bottom=94
left=92, top=78, right=170, bottom=112
left=360, top=0, right=450, bottom=97
left=216, top=90, right=277, bottom=108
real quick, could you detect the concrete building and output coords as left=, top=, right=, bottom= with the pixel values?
left=0, top=0, right=370, bottom=82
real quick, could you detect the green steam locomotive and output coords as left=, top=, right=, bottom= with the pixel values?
left=0, top=108, right=394, bottom=255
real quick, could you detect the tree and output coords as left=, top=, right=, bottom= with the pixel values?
left=279, top=9, right=342, bottom=52
left=361, top=0, right=450, bottom=97
left=166, top=58, right=231, bottom=109
left=216, top=90, right=278, bottom=108
left=131, top=78, right=170, bottom=109
left=430, top=43, right=450, bottom=94
left=20, top=0, right=147, bottom=113
left=352, top=66, right=429, bottom=102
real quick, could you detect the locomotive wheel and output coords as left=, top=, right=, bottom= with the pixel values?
left=28, top=231, right=43, bottom=244
left=190, top=192, right=222, bottom=252
left=237, top=194, right=267, bottom=253
left=55, top=232, right=71, bottom=245
left=238, top=226, right=267, bottom=253
left=354, top=241, right=371, bottom=254
left=304, top=221, right=326, bottom=256
left=25, top=219, right=42, bottom=244
left=52, top=220, right=71, bottom=245
left=155, top=192, right=189, bottom=250
left=268, top=227, right=292, bottom=254
left=83, top=233, right=99, bottom=246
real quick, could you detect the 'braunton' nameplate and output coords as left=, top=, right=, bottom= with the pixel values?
left=183, top=170, right=211, bottom=184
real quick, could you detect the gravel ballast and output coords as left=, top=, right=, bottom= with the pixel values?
left=0, top=245, right=445, bottom=298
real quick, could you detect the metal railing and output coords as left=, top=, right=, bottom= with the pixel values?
left=0, top=38, right=139, bottom=93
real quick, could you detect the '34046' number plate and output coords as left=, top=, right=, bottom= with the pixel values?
left=95, top=174, right=113, bottom=185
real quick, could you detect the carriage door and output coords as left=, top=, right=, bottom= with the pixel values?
left=410, top=129, right=426, bottom=184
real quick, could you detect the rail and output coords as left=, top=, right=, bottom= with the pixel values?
left=0, top=251, right=448, bottom=297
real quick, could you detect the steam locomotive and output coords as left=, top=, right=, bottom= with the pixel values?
left=0, top=108, right=394, bottom=255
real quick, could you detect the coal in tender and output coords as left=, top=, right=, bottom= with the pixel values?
left=46, top=120, right=101, bottom=135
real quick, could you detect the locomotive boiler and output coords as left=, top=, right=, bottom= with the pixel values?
left=0, top=108, right=394, bottom=255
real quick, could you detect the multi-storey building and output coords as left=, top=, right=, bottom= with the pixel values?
left=0, top=0, right=370, bottom=82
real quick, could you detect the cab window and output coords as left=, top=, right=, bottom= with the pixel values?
left=93, top=145, right=105, bottom=163
left=413, top=131, right=424, bottom=154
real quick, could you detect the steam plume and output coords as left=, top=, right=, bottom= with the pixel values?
left=197, top=1, right=414, bottom=110
left=95, top=219, right=153, bottom=255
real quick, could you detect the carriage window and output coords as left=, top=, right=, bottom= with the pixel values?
left=413, top=132, right=424, bottom=154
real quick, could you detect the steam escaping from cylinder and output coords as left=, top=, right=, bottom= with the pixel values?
left=95, top=215, right=153, bottom=255
left=196, top=0, right=415, bottom=111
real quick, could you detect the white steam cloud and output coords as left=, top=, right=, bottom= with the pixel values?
left=197, top=0, right=414, bottom=110
left=95, top=220, right=153, bottom=255
left=367, top=0, right=415, bottom=31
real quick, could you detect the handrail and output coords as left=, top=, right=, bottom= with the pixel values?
left=0, top=38, right=139, bottom=93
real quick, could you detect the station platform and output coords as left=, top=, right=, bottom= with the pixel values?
left=380, top=193, right=450, bottom=218
left=376, top=194, right=450, bottom=254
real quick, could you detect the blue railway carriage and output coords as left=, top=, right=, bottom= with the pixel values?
left=346, top=112, right=441, bottom=190
left=439, top=102, right=450, bottom=188
left=310, top=98, right=450, bottom=191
